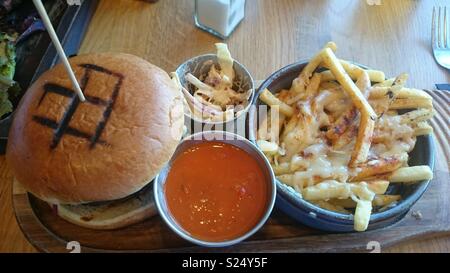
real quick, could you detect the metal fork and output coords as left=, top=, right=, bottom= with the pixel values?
left=432, top=6, right=450, bottom=69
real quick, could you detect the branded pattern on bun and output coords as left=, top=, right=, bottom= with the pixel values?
left=6, top=53, right=184, bottom=228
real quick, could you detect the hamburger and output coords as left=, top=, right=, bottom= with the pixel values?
left=6, top=53, right=184, bottom=229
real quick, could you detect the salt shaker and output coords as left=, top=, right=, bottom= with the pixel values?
left=194, top=0, right=246, bottom=39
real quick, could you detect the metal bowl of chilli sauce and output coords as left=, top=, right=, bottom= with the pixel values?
left=154, top=131, right=276, bottom=247
left=248, top=61, right=435, bottom=232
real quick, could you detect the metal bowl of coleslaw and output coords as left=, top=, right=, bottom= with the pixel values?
left=248, top=60, right=435, bottom=232
left=175, top=50, right=254, bottom=134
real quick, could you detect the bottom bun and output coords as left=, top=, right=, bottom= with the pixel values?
left=54, top=184, right=157, bottom=230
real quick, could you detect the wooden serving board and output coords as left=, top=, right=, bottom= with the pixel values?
left=12, top=90, right=450, bottom=253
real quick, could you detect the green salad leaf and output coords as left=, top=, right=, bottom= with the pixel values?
left=0, top=32, right=20, bottom=118
left=0, top=87, right=12, bottom=117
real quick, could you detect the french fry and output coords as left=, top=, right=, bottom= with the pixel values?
left=386, top=110, right=399, bottom=115
left=292, top=171, right=309, bottom=190
left=354, top=199, right=372, bottom=232
left=318, top=71, right=338, bottom=82
left=351, top=156, right=406, bottom=181
left=351, top=182, right=377, bottom=201
left=373, top=73, right=408, bottom=118
left=303, top=180, right=352, bottom=201
left=320, top=48, right=376, bottom=166
left=310, top=200, right=350, bottom=214
left=272, top=162, right=291, bottom=175
left=373, top=194, right=401, bottom=206
left=397, top=88, right=432, bottom=100
left=326, top=71, right=370, bottom=141
left=369, top=87, right=432, bottom=100
left=400, top=109, right=435, bottom=124
left=362, top=180, right=390, bottom=195
left=341, top=60, right=385, bottom=82
left=287, top=75, right=325, bottom=105
left=311, top=90, right=342, bottom=117
left=389, top=97, right=433, bottom=110
left=257, top=107, right=286, bottom=143
left=326, top=107, right=357, bottom=141
left=356, top=70, right=372, bottom=97
left=348, top=181, right=386, bottom=202
left=372, top=130, right=409, bottom=144
left=302, top=180, right=382, bottom=201
left=349, top=113, right=375, bottom=166
left=257, top=140, right=279, bottom=155
left=277, top=174, right=294, bottom=186
left=392, top=73, right=408, bottom=87
left=281, top=112, right=299, bottom=140
left=319, top=81, right=341, bottom=91
left=328, top=198, right=356, bottom=208
left=413, top=121, right=433, bottom=136
left=319, top=67, right=385, bottom=83
left=326, top=41, right=338, bottom=51
left=257, top=108, right=270, bottom=140
left=277, top=173, right=306, bottom=193
left=320, top=48, right=378, bottom=118
left=277, top=89, right=293, bottom=104
left=291, top=42, right=337, bottom=94
left=290, top=154, right=308, bottom=172
left=332, top=124, right=358, bottom=149
left=260, top=89, right=295, bottom=117
left=372, top=78, right=395, bottom=87
left=329, top=194, right=401, bottom=208
left=370, top=85, right=433, bottom=111
left=280, top=105, right=317, bottom=161
left=338, top=59, right=363, bottom=77
left=305, top=73, right=322, bottom=98
left=290, top=78, right=304, bottom=95
left=285, top=93, right=305, bottom=105
left=389, top=166, right=433, bottom=183
left=369, top=96, right=393, bottom=117
left=335, top=59, right=384, bottom=81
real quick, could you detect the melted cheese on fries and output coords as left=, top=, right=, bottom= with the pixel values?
left=257, top=42, right=434, bottom=231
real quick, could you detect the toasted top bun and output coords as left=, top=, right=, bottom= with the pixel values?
left=7, top=53, right=184, bottom=204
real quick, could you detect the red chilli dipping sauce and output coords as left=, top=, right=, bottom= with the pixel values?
left=165, top=141, right=268, bottom=242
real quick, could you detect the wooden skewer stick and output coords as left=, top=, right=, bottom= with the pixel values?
left=32, top=0, right=86, bottom=101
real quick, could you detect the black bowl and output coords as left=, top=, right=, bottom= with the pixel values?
left=248, top=61, right=435, bottom=232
